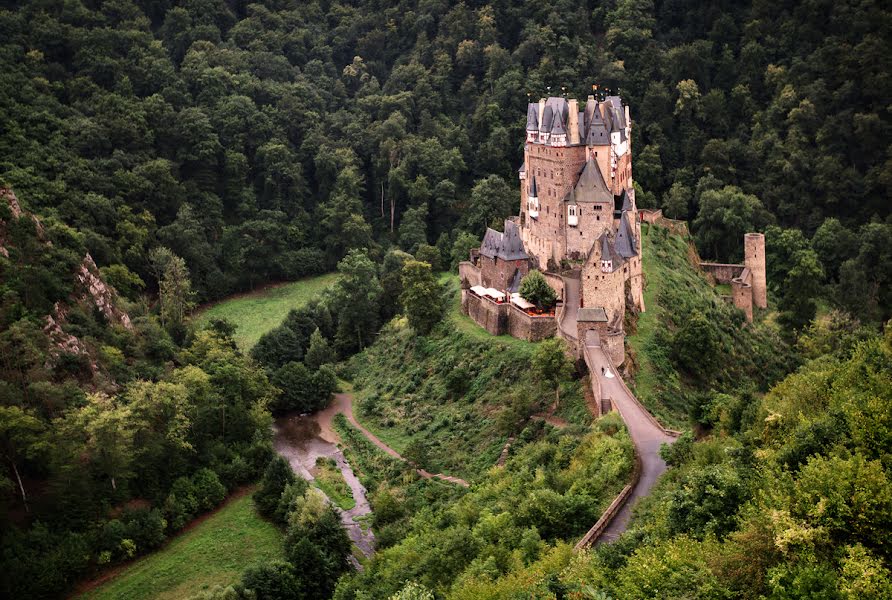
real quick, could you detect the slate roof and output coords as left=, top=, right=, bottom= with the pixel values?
left=540, top=105, right=553, bottom=133
left=574, top=159, right=613, bottom=204
left=550, top=110, right=566, bottom=135
left=529, top=175, right=538, bottom=197
left=526, top=103, right=539, bottom=131
left=577, top=307, right=608, bottom=322
left=479, top=220, right=529, bottom=261
left=614, top=211, right=638, bottom=259
left=587, top=100, right=610, bottom=145
left=525, top=95, right=625, bottom=147
left=619, top=188, right=632, bottom=212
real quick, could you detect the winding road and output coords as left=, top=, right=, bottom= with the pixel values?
left=559, top=274, right=676, bottom=544
left=583, top=345, right=675, bottom=541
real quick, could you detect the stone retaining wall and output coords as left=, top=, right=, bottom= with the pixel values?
left=507, top=305, right=557, bottom=341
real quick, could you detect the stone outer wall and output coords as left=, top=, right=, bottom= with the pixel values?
left=458, top=261, right=481, bottom=287
left=507, top=305, right=557, bottom=341
left=462, top=291, right=507, bottom=336
left=603, top=330, right=625, bottom=366
left=542, top=271, right=565, bottom=301
left=462, top=290, right=557, bottom=342
left=639, top=208, right=662, bottom=224
left=699, top=262, right=746, bottom=284
left=732, top=279, right=753, bottom=322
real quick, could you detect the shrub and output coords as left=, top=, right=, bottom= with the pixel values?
left=254, top=456, right=296, bottom=518
left=241, top=560, right=303, bottom=600
left=122, top=507, right=167, bottom=552
left=192, top=468, right=226, bottom=511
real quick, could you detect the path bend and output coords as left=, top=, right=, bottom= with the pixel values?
left=557, top=272, right=677, bottom=544
left=582, top=346, right=676, bottom=541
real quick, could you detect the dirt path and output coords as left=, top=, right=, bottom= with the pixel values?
left=326, top=393, right=470, bottom=487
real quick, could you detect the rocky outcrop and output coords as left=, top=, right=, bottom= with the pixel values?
left=73, top=254, right=133, bottom=330
left=0, top=186, right=27, bottom=258
left=1, top=186, right=132, bottom=374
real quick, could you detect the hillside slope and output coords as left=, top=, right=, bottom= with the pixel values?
left=626, top=224, right=795, bottom=429
left=346, top=315, right=591, bottom=481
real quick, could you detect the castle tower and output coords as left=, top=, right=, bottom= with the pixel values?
left=744, top=233, right=767, bottom=309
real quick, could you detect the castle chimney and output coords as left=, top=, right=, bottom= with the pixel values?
left=568, top=99, right=580, bottom=145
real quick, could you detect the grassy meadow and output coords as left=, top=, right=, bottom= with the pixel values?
left=78, top=493, right=283, bottom=600
left=195, top=273, right=339, bottom=350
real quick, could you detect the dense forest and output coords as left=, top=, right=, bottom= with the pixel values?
left=1, top=0, right=890, bottom=319
left=1, top=0, right=891, bottom=598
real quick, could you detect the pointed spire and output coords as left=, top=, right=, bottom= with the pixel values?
left=600, top=233, right=611, bottom=260
left=550, top=109, right=566, bottom=135
left=526, top=103, right=539, bottom=131
left=615, top=212, right=638, bottom=258
left=620, top=188, right=632, bottom=212
left=529, top=175, right=538, bottom=198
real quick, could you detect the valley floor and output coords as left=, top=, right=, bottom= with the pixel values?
left=75, top=490, right=283, bottom=600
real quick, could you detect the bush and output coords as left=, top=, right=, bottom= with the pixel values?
left=122, top=507, right=167, bottom=552
left=165, top=477, right=199, bottom=531
left=241, top=560, right=303, bottom=600
left=254, top=456, right=296, bottom=518
left=192, top=468, right=226, bottom=511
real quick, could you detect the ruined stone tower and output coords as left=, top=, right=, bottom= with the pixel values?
left=744, top=233, right=767, bottom=309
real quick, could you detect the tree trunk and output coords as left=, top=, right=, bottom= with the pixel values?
left=380, top=181, right=385, bottom=218
left=390, top=196, right=395, bottom=233
left=9, top=458, right=28, bottom=513
left=111, top=475, right=116, bottom=491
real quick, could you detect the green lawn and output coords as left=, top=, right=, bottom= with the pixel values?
left=79, top=493, right=283, bottom=600
left=195, top=273, right=339, bottom=350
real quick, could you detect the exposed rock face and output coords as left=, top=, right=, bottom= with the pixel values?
left=74, top=254, right=133, bottom=330
left=0, top=186, right=26, bottom=258
left=43, top=303, right=92, bottom=364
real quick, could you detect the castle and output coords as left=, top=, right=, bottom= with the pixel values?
left=459, top=93, right=767, bottom=364
left=460, top=93, right=643, bottom=363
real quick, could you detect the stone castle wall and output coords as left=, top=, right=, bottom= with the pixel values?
left=581, top=263, right=625, bottom=323
left=507, top=306, right=557, bottom=341
left=732, top=277, right=753, bottom=322
left=479, top=255, right=529, bottom=291
left=521, top=144, right=588, bottom=266
left=699, top=262, right=746, bottom=284
left=462, top=290, right=506, bottom=336
left=458, top=261, right=482, bottom=287
left=462, top=290, right=557, bottom=342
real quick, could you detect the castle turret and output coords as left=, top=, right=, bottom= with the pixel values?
left=525, top=103, right=539, bottom=143
left=599, top=234, right=613, bottom=273
left=744, top=233, right=767, bottom=309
